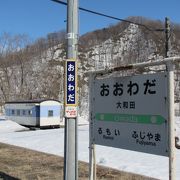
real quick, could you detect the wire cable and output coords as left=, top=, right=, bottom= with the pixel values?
left=51, top=0, right=167, bottom=56
left=51, top=0, right=164, bottom=32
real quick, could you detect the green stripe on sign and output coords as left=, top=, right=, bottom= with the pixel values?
left=95, top=113, right=166, bottom=125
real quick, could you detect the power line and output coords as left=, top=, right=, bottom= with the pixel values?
left=51, top=0, right=168, bottom=56
left=51, top=0, right=164, bottom=32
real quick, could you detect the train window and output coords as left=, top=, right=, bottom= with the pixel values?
left=17, top=110, right=20, bottom=116
left=12, top=110, right=15, bottom=115
left=22, top=110, right=26, bottom=115
left=28, top=110, right=32, bottom=116
left=48, top=110, right=53, bottom=117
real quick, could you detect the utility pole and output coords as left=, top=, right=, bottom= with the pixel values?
left=64, top=0, right=79, bottom=180
left=165, top=17, right=170, bottom=58
left=165, top=17, right=176, bottom=180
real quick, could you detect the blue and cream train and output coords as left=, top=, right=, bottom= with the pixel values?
left=5, top=99, right=63, bottom=128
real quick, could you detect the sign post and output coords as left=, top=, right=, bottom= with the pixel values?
left=167, top=62, right=176, bottom=180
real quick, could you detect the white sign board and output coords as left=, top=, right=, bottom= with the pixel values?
left=65, top=106, right=78, bottom=118
left=91, top=72, right=168, bottom=156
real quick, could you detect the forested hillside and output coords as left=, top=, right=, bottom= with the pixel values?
left=0, top=16, right=180, bottom=115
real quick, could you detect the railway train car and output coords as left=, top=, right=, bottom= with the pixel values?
left=5, top=99, right=63, bottom=128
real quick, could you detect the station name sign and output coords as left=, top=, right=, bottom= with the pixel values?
left=91, top=72, right=169, bottom=156
left=65, top=59, right=78, bottom=118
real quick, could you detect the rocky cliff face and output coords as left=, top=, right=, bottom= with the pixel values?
left=0, top=17, right=180, bottom=115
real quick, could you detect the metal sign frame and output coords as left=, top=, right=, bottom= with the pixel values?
left=89, top=56, right=180, bottom=180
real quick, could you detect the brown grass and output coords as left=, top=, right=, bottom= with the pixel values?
left=0, top=143, right=158, bottom=180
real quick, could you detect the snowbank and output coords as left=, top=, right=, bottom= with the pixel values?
left=0, top=119, right=28, bottom=133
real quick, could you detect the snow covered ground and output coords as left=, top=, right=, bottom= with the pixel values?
left=0, top=117, right=180, bottom=180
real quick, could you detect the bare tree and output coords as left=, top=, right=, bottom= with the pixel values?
left=0, top=33, right=33, bottom=102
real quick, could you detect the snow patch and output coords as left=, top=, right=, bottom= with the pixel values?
left=0, top=119, right=28, bottom=133
left=0, top=116, right=180, bottom=180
